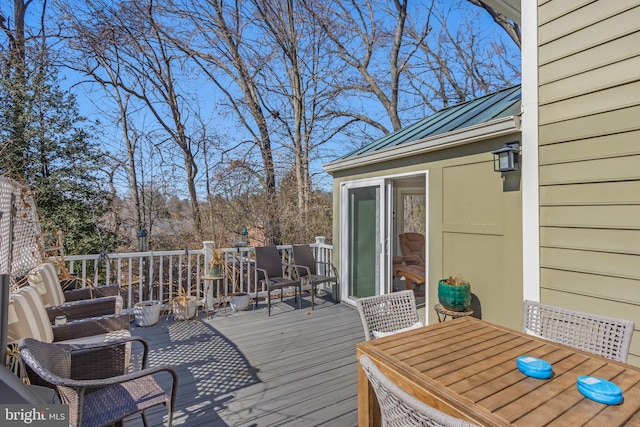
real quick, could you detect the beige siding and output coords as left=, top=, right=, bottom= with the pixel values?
left=538, top=0, right=640, bottom=365
left=331, top=137, right=523, bottom=330
left=442, top=161, right=522, bottom=329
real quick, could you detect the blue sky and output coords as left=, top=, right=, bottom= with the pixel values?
left=41, top=0, right=520, bottom=197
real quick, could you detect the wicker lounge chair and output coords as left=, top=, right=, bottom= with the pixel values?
left=255, top=246, right=302, bottom=316
left=28, top=263, right=121, bottom=323
left=523, top=300, right=634, bottom=362
left=20, top=337, right=178, bottom=427
left=360, top=354, right=478, bottom=427
left=7, top=286, right=131, bottom=383
left=356, top=290, right=421, bottom=341
left=291, top=244, right=339, bottom=309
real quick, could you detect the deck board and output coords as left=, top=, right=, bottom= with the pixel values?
left=123, top=295, right=363, bottom=426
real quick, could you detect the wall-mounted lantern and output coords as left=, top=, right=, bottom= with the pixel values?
left=492, top=142, right=520, bottom=172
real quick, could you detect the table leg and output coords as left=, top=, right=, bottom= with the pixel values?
left=357, top=351, right=381, bottom=427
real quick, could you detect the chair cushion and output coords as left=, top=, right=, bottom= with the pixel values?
left=372, top=321, right=424, bottom=339
left=7, top=286, right=54, bottom=344
left=28, top=263, right=66, bottom=307
left=78, top=375, right=168, bottom=427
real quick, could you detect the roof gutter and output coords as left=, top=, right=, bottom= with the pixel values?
left=324, top=115, right=521, bottom=174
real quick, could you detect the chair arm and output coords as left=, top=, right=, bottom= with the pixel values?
left=316, top=261, right=339, bottom=276
left=290, top=263, right=312, bottom=279
left=70, top=336, right=150, bottom=368
left=255, top=267, right=270, bottom=283
left=64, top=284, right=121, bottom=301
left=46, top=296, right=119, bottom=323
left=63, top=287, right=93, bottom=301
left=52, top=313, right=130, bottom=342
left=51, top=363, right=178, bottom=391
left=401, top=255, right=424, bottom=266
left=90, top=284, right=121, bottom=298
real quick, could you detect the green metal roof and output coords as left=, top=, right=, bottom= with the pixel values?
left=337, top=86, right=521, bottom=161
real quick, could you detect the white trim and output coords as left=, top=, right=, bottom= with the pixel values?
left=521, top=0, right=540, bottom=302
left=324, top=116, right=520, bottom=173
left=340, top=178, right=386, bottom=305
left=339, top=171, right=429, bottom=307
left=479, top=0, right=521, bottom=23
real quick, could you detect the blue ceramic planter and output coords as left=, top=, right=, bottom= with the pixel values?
left=438, top=280, right=471, bottom=311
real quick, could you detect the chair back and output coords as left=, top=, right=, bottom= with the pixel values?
left=399, top=233, right=425, bottom=262
left=359, top=354, right=477, bottom=427
left=356, top=290, right=419, bottom=341
left=292, top=244, right=317, bottom=276
left=523, top=300, right=635, bottom=362
left=7, top=286, right=54, bottom=344
left=19, top=338, right=72, bottom=381
left=255, top=246, right=285, bottom=279
left=28, top=263, right=66, bottom=307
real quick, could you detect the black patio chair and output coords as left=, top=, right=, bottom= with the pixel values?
left=291, top=244, right=339, bottom=309
left=254, top=246, right=301, bottom=316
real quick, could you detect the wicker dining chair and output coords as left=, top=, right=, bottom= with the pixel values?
left=356, top=290, right=421, bottom=341
left=19, top=337, right=178, bottom=427
left=360, top=354, right=478, bottom=427
left=523, top=300, right=635, bottom=362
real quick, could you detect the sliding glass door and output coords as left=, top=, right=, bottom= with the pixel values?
left=341, top=179, right=391, bottom=303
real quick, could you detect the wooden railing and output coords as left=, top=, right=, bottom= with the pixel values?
left=55, top=237, right=335, bottom=309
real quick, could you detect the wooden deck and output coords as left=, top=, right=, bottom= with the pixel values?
left=124, top=294, right=363, bottom=426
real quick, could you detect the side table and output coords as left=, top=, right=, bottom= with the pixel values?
left=202, top=275, right=228, bottom=316
left=434, top=303, right=474, bottom=322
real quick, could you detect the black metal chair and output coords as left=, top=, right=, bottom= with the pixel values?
left=19, top=337, right=178, bottom=427
left=291, top=244, right=339, bottom=309
left=254, top=246, right=301, bottom=316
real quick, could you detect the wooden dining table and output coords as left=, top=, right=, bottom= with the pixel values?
left=356, top=316, right=640, bottom=426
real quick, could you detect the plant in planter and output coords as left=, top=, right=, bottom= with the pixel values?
left=437, top=275, right=471, bottom=312
left=133, top=300, right=162, bottom=326
left=229, top=292, right=250, bottom=312
left=172, top=285, right=198, bottom=321
left=208, top=246, right=226, bottom=277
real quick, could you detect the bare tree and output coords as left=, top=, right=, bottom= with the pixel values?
left=301, top=0, right=431, bottom=135
left=250, top=0, right=345, bottom=228
left=163, top=0, right=284, bottom=244
left=57, top=0, right=205, bottom=239
left=404, top=1, right=520, bottom=110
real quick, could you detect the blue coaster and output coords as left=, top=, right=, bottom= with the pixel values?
left=516, top=356, right=553, bottom=379
left=577, top=376, right=623, bottom=405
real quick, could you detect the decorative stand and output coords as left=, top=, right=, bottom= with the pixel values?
left=434, top=303, right=474, bottom=322
left=202, top=275, right=228, bottom=316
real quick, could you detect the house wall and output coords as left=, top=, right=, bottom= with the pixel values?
left=331, top=136, right=523, bottom=329
left=538, top=0, right=640, bottom=365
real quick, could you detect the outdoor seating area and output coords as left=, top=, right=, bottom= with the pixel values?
left=121, top=298, right=361, bottom=426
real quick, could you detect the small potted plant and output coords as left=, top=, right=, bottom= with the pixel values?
left=208, top=246, right=225, bottom=277
left=437, top=275, right=471, bottom=312
left=133, top=300, right=162, bottom=326
left=172, top=285, right=198, bottom=320
left=229, top=292, right=250, bottom=311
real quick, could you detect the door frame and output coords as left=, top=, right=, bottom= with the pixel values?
left=340, top=171, right=429, bottom=306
